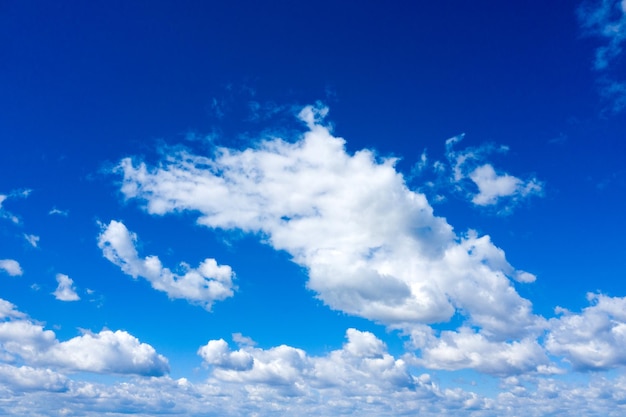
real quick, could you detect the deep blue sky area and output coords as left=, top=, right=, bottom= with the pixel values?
left=1, top=1, right=625, bottom=416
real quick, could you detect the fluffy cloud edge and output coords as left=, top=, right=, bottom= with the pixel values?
left=0, top=297, right=169, bottom=376
left=97, top=220, right=236, bottom=311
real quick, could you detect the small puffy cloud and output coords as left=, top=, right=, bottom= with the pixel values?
left=98, top=220, right=235, bottom=311
left=444, top=134, right=543, bottom=211
left=24, top=234, right=40, bottom=248
left=52, top=273, right=80, bottom=302
left=0, top=259, right=23, bottom=276
left=0, top=297, right=169, bottom=376
left=115, top=105, right=540, bottom=345
left=469, top=164, right=543, bottom=207
left=546, top=293, right=626, bottom=371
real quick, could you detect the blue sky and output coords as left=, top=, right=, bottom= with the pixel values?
left=1, top=0, right=626, bottom=415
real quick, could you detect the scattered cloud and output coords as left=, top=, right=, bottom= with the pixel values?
left=0, top=298, right=169, bottom=376
left=444, top=134, right=543, bottom=212
left=24, top=234, right=40, bottom=248
left=0, top=189, right=32, bottom=224
left=52, top=273, right=80, bottom=302
left=0, top=259, right=23, bottom=276
left=98, top=220, right=236, bottom=311
left=578, top=0, right=626, bottom=112
left=199, top=328, right=415, bottom=396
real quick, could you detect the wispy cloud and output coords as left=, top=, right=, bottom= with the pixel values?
left=52, top=273, right=80, bottom=302
left=413, top=134, right=543, bottom=214
left=98, top=220, right=236, bottom=311
left=48, top=207, right=69, bottom=216
left=578, top=0, right=626, bottom=112
left=24, top=234, right=40, bottom=248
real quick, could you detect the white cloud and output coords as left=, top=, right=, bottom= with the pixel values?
left=546, top=293, right=626, bottom=371
left=1, top=366, right=626, bottom=416
left=0, top=189, right=32, bottom=224
left=98, top=220, right=235, bottom=311
left=0, top=194, right=18, bottom=224
left=199, top=328, right=415, bottom=395
left=0, top=297, right=169, bottom=376
left=115, top=106, right=541, bottom=351
left=0, top=259, right=23, bottom=276
left=46, top=330, right=169, bottom=376
left=469, top=164, right=543, bottom=207
left=0, top=364, right=69, bottom=392
left=409, top=326, right=555, bottom=376
left=52, top=273, right=80, bottom=302
left=444, top=135, right=543, bottom=210
left=24, top=234, right=40, bottom=248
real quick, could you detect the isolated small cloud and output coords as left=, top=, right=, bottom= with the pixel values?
left=0, top=259, right=23, bottom=276
left=48, top=208, right=69, bottom=216
left=469, top=164, right=543, bottom=206
left=98, top=220, right=235, bottom=310
left=444, top=134, right=543, bottom=211
left=52, top=273, right=80, bottom=302
left=24, top=234, right=40, bottom=248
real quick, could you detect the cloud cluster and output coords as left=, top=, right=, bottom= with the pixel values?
left=98, top=220, right=235, bottom=311
left=0, top=298, right=169, bottom=377
left=115, top=106, right=541, bottom=347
